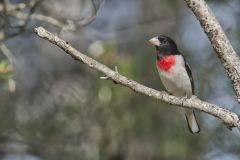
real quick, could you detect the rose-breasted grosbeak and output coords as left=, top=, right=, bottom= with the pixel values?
left=149, top=35, right=200, bottom=134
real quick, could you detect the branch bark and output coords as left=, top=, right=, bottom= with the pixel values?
left=184, top=0, right=240, bottom=103
left=33, top=27, right=240, bottom=129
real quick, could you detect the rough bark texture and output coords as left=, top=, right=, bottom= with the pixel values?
left=34, top=27, right=240, bottom=129
left=184, top=0, right=240, bottom=103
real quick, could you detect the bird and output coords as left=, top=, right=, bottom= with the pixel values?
left=149, top=35, right=200, bottom=134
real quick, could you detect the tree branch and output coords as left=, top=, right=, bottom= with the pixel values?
left=10, top=12, right=96, bottom=30
left=184, top=0, right=240, bottom=103
left=33, top=26, right=240, bottom=129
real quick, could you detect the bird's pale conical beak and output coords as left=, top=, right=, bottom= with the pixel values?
left=149, top=37, right=160, bottom=46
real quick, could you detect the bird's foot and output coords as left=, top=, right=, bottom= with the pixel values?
left=180, top=95, right=188, bottom=106
left=190, top=95, right=198, bottom=100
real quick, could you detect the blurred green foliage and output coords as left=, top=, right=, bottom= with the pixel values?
left=0, top=60, right=13, bottom=81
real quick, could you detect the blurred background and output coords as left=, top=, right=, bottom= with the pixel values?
left=0, top=0, right=240, bottom=159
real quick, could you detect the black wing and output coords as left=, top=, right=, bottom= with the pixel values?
left=183, top=57, right=195, bottom=94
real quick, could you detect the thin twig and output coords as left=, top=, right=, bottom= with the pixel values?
left=34, top=26, right=240, bottom=129
left=11, top=12, right=96, bottom=30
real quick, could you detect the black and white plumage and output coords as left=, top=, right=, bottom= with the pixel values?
left=149, top=35, right=200, bottom=134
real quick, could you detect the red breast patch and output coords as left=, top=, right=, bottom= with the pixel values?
left=156, top=55, right=176, bottom=71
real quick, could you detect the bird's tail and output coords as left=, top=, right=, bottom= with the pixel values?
left=184, top=109, right=200, bottom=134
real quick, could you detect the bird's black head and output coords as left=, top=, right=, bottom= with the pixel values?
left=149, top=35, right=179, bottom=59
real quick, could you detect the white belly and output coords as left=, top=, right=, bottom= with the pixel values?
left=157, top=55, right=192, bottom=97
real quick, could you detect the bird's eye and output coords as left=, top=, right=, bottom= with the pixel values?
left=162, top=39, right=167, bottom=43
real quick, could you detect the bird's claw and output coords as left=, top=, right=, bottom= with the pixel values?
left=180, top=95, right=188, bottom=106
